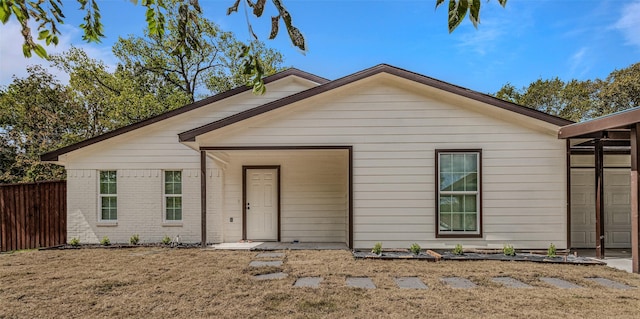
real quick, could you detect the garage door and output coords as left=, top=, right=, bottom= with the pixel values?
left=570, top=168, right=631, bottom=248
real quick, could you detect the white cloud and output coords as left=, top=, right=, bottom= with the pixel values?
left=568, top=47, right=591, bottom=78
left=0, top=20, right=116, bottom=87
left=615, top=1, right=640, bottom=50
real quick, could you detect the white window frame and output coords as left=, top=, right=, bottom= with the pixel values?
left=98, top=170, right=118, bottom=222
left=163, top=170, right=183, bottom=223
left=436, top=150, right=482, bottom=238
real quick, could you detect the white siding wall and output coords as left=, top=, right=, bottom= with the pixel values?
left=63, top=78, right=317, bottom=170
left=63, top=78, right=315, bottom=244
left=199, top=77, right=567, bottom=249
left=220, top=151, right=348, bottom=243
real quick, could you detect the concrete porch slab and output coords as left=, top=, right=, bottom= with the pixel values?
left=252, top=242, right=348, bottom=250
left=209, top=242, right=264, bottom=250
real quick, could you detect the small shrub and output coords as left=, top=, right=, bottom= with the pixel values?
left=371, top=242, right=382, bottom=255
left=130, top=234, right=140, bottom=245
left=69, top=237, right=80, bottom=247
left=452, top=243, right=464, bottom=255
left=547, top=243, right=557, bottom=257
left=503, top=244, right=516, bottom=256
left=409, top=243, right=421, bottom=255
left=100, top=236, right=111, bottom=246
left=162, top=235, right=172, bottom=245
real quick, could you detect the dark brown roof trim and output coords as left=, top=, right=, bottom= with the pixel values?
left=41, top=68, right=328, bottom=161
left=179, top=64, right=573, bottom=142
left=558, top=107, right=640, bottom=139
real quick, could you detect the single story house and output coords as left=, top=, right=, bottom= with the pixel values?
left=41, top=65, right=639, bottom=270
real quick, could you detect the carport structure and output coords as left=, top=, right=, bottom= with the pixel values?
left=559, top=107, right=640, bottom=273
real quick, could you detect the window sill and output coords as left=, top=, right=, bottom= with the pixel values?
left=436, top=233, right=482, bottom=239
left=162, top=222, right=183, bottom=227
left=97, top=221, right=118, bottom=227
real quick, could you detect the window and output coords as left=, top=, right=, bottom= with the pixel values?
left=164, top=171, right=182, bottom=221
left=436, top=150, right=481, bottom=237
left=99, top=171, right=117, bottom=221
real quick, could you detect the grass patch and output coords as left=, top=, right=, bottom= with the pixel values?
left=0, top=248, right=639, bottom=318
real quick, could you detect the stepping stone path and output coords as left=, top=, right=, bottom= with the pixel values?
left=540, top=277, right=582, bottom=289
left=441, top=277, right=477, bottom=289
left=251, top=251, right=288, bottom=280
left=248, top=252, right=633, bottom=291
left=249, top=260, right=283, bottom=267
left=395, top=277, right=428, bottom=289
left=586, top=277, right=634, bottom=290
left=492, top=277, right=533, bottom=288
left=346, top=277, right=376, bottom=289
left=294, top=277, right=323, bottom=288
left=256, top=252, right=285, bottom=258
left=254, top=272, right=288, bottom=280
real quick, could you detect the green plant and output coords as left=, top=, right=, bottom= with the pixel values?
left=547, top=243, right=557, bottom=257
left=100, top=236, right=111, bottom=246
left=503, top=244, right=516, bottom=256
left=452, top=243, right=464, bottom=255
left=409, top=243, right=421, bottom=255
left=371, top=242, right=382, bottom=255
left=130, top=234, right=140, bottom=245
left=162, top=235, right=172, bottom=245
left=69, top=237, right=80, bottom=247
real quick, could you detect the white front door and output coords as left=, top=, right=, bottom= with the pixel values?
left=246, top=168, right=278, bottom=241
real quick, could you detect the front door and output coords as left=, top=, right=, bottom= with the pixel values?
left=245, top=168, right=279, bottom=241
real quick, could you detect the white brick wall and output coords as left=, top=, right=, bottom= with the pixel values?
left=66, top=167, right=221, bottom=244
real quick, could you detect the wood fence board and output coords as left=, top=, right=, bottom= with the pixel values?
left=0, top=181, right=66, bottom=252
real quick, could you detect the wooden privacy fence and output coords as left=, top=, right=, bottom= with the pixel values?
left=0, top=180, right=66, bottom=252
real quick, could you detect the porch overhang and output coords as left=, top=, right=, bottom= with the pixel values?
left=559, top=107, right=640, bottom=273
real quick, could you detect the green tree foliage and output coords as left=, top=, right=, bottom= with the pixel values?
left=0, top=66, right=82, bottom=182
left=112, top=1, right=284, bottom=102
left=494, top=62, right=640, bottom=122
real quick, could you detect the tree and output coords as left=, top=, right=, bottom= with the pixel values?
left=494, top=62, right=640, bottom=121
left=51, top=47, right=191, bottom=134
left=0, top=0, right=507, bottom=92
left=0, top=66, right=83, bottom=182
left=111, top=1, right=284, bottom=101
left=597, top=62, right=640, bottom=117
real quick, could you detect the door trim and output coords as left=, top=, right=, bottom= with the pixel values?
left=242, top=166, right=281, bottom=241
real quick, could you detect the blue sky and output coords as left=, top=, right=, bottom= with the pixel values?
left=1, top=0, right=639, bottom=94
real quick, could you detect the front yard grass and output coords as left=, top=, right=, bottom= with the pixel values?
left=1, top=248, right=639, bottom=318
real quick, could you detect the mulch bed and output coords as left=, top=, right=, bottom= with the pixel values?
left=353, top=249, right=606, bottom=266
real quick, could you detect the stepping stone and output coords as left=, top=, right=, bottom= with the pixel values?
left=586, top=277, right=634, bottom=290
left=395, top=277, right=428, bottom=289
left=491, top=277, right=532, bottom=288
left=249, top=260, right=283, bottom=267
left=540, top=277, right=582, bottom=289
left=294, top=277, right=323, bottom=288
left=346, top=277, right=376, bottom=289
left=253, top=272, right=288, bottom=280
left=256, top=252, right=284, bottom=259
left=441, top=277, right=477, bottom=289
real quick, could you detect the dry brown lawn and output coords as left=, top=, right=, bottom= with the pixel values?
left=1, top=248, right=639, bottom=318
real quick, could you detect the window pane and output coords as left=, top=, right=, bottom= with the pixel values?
left=450, top=195, right=462, bottom=212
left=464, top=154, right=477, bottom=172
left=101, top=196, right=117, bottom=220
left=439, top=212, right=451, bottom=231
left=464, top=173, right=478, bottom=191
left=465, top=213, right=477, bottom=231
left=452, top=154, right=465, bottom=172
left=440, top=195, right=452, bottom=212
left=451, top=213, right=464, bottom=231
left=166, top=196, right=182, bottom=221
left=464, top=195, right=477, bottom=212
left=440, top=154, right=452, bottom=173
left=450, top=173, right=465, bottom=191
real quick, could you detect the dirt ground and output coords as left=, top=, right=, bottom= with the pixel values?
left=1, top=248, right=639, bottom=318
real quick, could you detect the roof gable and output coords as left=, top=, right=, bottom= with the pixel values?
left=41, top=68, right=328, bottom=162
left=178, top=64, right=573, bottom=142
